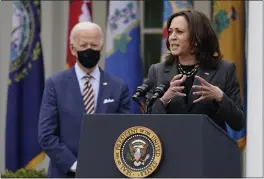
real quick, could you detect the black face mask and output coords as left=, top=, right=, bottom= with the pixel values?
left=77, top=48, right=100, bottom=68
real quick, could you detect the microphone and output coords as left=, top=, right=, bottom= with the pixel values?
left=132, top=79, right=154, bottom=101
left=147, top=80, right=170, bottom=112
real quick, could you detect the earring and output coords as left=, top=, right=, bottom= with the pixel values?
left=213, top=52, right=218, bottom=56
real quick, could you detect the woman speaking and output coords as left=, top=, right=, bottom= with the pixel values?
left=148, top=10, right=245, bottom=131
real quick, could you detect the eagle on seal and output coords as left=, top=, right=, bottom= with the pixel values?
left=129, top=139, right=150, bottom=166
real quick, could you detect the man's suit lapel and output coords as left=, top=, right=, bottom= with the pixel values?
left=68, top=67, right=85, bottom=115
left=188, top=67, right=217, bottom=110
left=96, top=68, right=109, bottom=113
left=68, top=67, right=109, bottom=114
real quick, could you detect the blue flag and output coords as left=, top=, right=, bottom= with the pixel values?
left=104, top=1, right=143, bottom=113
left=5, top=1, right=45, bottom=171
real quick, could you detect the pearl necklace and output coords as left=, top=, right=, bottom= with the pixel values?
left=178, top=64, right=199, bottom=77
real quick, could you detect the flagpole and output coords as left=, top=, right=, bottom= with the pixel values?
left=0, top=1, right=12, bottom=173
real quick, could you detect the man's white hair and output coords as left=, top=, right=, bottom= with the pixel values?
left=69, top=21, right=104, bottom=45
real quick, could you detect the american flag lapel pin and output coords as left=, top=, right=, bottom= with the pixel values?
left=205, top=72, right=209, bottom=75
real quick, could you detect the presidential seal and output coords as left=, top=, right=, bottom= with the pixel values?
left=114, top=126, right=162, bottom=178
left=11, top=1, right=34, bottom=73
left=8, top=1, right=43, bottom=85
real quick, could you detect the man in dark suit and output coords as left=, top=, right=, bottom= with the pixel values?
left=38, top=22, right=130, bottom=178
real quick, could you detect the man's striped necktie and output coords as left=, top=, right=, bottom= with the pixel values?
left=83, top=74, right=95, bottom=114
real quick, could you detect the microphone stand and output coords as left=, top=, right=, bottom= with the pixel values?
left=132, top=94, right=152, bottom=114
left=145, top=106, right=152, bottom=114
left=144, top=94, right=153, bottom=114
left=133, top=98, right=145, bottom=113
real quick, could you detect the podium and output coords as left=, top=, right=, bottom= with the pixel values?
left=76, top=114, right=241, bottom=178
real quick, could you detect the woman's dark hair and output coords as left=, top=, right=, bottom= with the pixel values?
left=165, top=9, right=222, bottom=69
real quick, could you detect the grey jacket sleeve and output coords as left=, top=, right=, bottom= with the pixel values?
left=146, top=64, right=167, bottom=114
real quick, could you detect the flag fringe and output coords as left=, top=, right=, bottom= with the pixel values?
left=237, top=136, right=246, bottom=151
left=25, top=152, right=46, bottom=169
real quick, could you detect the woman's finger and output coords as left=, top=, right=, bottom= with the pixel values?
left=192, top=85, right=203, bottom=91
left=177, top=92, right=187, bottom=97
left=171, top=74, right=183, bottom=82
left=193, top=91, right=203, bottom=96
left=193, top=96, right=205, bottom=103
left=171, top=86, right=184, bottom=92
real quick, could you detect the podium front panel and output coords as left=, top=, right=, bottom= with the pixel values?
left=76, top=114, right=241, bottom=178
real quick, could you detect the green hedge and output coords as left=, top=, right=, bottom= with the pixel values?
left=1, top=168, right=47, bottom=178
